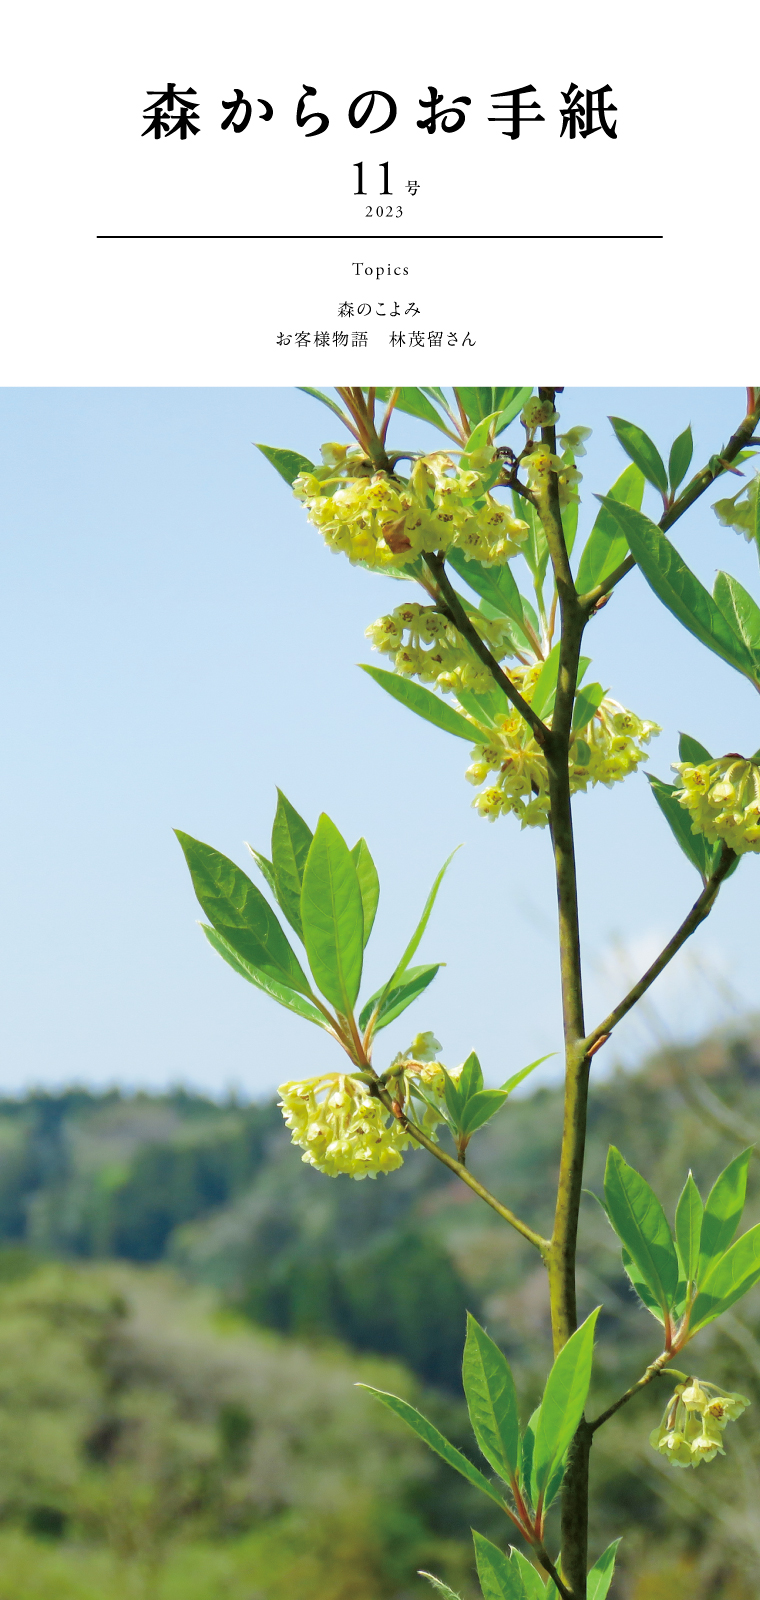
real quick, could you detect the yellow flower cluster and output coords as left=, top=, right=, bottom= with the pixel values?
left=292, top=447, right=529, bottom=571
left=366, top=600, right=514, bottom=696
left=650, top=1379, right=749, bottom=1469
left=522, top=444, right=582, bottom=509
left=673, top=756, right=760, bottom=855
left=465, top=668, right=659, bottom=827
left=278, top=1039, right=462, bottom=1179
left=278, top=1073, right=411, bottom=1178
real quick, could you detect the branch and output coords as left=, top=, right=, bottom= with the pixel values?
left=581, top=846, right=736, bottom=1057
left=375, top=1084, right=550, bottom=1259
left=423, top=553, right=551, bottom=748
left=579, top=391, right=760, bottom=611
left=589, top=1354, right=686, bottom=1435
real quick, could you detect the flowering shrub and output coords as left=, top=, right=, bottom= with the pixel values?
left=180, top=387, right=760, bottom=1600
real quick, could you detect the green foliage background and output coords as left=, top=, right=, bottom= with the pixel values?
left=1, top=1029, right=760, bottom=1597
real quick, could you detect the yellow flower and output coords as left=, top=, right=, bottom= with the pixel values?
left=295, top=450, right=527, bottom=571
left=673, top=756, right=760, bottom=855
left=366, top=602, right=514, bottom=698
left=464, top=667, right=659, bottom=828
left=278, top=1073, right=411, bottom=1178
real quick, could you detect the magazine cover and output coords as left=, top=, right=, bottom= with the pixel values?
left=1, top=3, right=759, bottom=1597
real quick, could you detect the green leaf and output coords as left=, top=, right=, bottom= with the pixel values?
left=690, top=1222, right=760, bottom=1331
left=518, top=498, right=550, bottom=589
left=418, top=1574, right=464, bottom=1600
left=510, top=1551, right=547, bottom=1600
left=521, top=1408, right=566, bottom=1514
left=200, top=925, right=329, bottom=1030
left=441, top=1068, right=465, bottom=1126
left=456, top=389, right=501, bottom=429
left=571, top=683, right=605, bottom=734
left=384, top=847, right=460, bottom=993
left=462, top=412, right=504, bottom=460
left=494, top=388, right=533, bottom=435
left=604, top=1147, right=679, bottom=1317
left=645, top=774, right=721, bottom=883
left=175, top=832, right=313, bottom=996
left=575, top=465, right=644, bottom=595
left=373, top=386, right=459, bottom=438
left=270, top=790, right=313, bottom=940
left=698, top=1148, right=752, bottom=1282
left=358, top=962, right=442, bottom=1033
left=445, top=547, right=529, bottom=633
left=300, top=815, right=364, bottom=1014
left=675, top=1172, right=704, bottom=1286
left=350, top=838, right=380, bottom=947
left=246, top=847, right=278, bottom=899
left=357, top=1387, right=506, bottom=1509
left=609, top=416, right=668, bottom=497
left=458, top=1050, right=485, bottom=1100
left=620, top=1247, right=667, bottom=1323
left=462, top=1314, right=520, bottom=1485
left=668, top=426, right=693, bottom=496
left=530, top=644, right=561, bottom=720
left=360, top=664, right=488, bottom=744
left=533, top=1310, right=600, bottom=1501
left=255, top=444, right=314, bottom=486
left=599, top=498, right=758, bottom=682
left=473, top=1532, right=527, bottom=1600
left=501, top=1055, right=554, bottom=1095
left=713, top=571, right=760, bottom=664
left=679, top=731, right=713, bottom=764
left=587, top=1540, right=621, bottom=1600
left=298, top=386, right=354, bottom=426
left=460, top=1090, right=510, bottom=1137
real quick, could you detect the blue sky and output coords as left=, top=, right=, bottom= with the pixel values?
left=1, top=388, right=758, bottom=1100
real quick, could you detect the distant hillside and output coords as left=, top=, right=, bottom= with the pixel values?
left=3, top=1031, right=760, bottom=1596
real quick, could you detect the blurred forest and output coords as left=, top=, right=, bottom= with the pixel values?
left=1, top=1027, right=760, bottom=1598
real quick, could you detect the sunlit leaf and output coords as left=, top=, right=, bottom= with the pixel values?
left=350, top=837, right=380, bottom=947
left=690, top=1222, right=760, bottom=1331
left=358, top=1387, right=506, bottom=1508
left=300, top=815, right=364, bottom=1014
left=713, top=571, right=760, bottom=664
left=533, top=1311, right=600, bottom=1500
left=604, top=1147, right=679, bottom=1317
left=360, top=664, right=488, bottom=743
left=384, top=848, right=460, bottom=993
left=473, top=1532, right=527, bottom=1600
left=175, top=832, right=312, bottom=996
left=675, top=1172, right=703, bottom=1285
left=599, top=499, right=758, bottom=682
left=255, top=444, right=315, bottom=485
left=698, top=1148, right=752, bottom=1282
left=463, top=1314, right=520, bottom=1485
left=358, top=962, right=442, bottom=1032
left=587, top=1539, right=621, bottom=1600
left=575, top=465, right=644, bottom=595
left=668, top=426, right=693, bottom=496
left=609, top=417, right=668, bottom=497
left=679, top=732, right=713, bottom=765
left=271, top=790, right=313, bottom=940
left=200, top=925, right=329, bottom=1030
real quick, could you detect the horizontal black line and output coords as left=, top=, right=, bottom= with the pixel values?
left=96, top=233, right=663, bottom=241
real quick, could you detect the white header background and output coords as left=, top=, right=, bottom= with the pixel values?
left=1, top=0, right=758, bottom=382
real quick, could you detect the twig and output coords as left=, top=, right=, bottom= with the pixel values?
left=581, top=846, right=737, bottom=1057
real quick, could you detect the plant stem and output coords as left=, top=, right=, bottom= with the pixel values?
left=589, top=1351, right=682, bottom=1435
left=536, top=392, right=593, bottom=1597
left=423, top=553, right=550, bottom=746
left=581, top=845, right=736, bottom=1057
left=579, top=391, right=760, bottom=611
left=374, top=1086, right=550, bottom=1258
